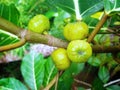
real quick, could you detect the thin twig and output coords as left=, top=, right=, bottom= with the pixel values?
left=87, top=12, right=108, bottom=43
left=42, top=71, right=63, bottom=90
left=55, top=73, right=59, bottom=90
left=107, top=28, right=120, bottom=36
left=74, top=79, right=92, bottom=87
left=87, top=78, right=120, bottom=90
left=104, top=79, right=120, bottom=87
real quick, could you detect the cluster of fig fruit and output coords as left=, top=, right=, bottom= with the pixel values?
left=28, top=14, right=92, bottom=70
left=51, top=21, right=92, bottom=70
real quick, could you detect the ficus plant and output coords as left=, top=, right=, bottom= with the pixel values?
left=0, top=0, right=120, bottom=90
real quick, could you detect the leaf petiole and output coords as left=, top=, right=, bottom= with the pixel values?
left=73, top=0, right=82, bottom=21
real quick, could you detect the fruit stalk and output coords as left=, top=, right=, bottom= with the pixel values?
left=87, top=12, right=108, bottom=43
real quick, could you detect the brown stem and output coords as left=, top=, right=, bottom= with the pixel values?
left=0, top=39, right=26, bottom=52
left=0, top=17, right=68, bottom=48
left=25, top=32, right=68, bottom=48
left=0, top=17, right=120, bottom=53
left=0, top=44, right=120, bottom=64
left=55, top=72, right=59, bottom=90
left=0, top=17, right=22, bottom=36
left=87, top=12, right=108, bottom=43
left=92, top=45, right=120, bottom=53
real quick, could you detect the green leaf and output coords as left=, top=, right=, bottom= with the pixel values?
left=92, top=77, right=105, bottom=90
left=46, top=0, right=75, bottom=14
left=57, top=63, right=84, bottom=90
left=0, top=3, right=20, bottom=47
left=68, top=62, right=84, bottom=75
left=78, top=87, right=85, bottom=90
left=57, top=71, right=73, bottom=90
left=0, top=86, right=13, bottom=90
left=46, top=0, right=104, bottom=18
left=106, top=85, right=120, bottom=90
left=43, top=57, right=57, bottom=86
left=104, top=0, right=120, bottom=15
left=88, top=56, right=101, bottom=67
left=45, top=10, right=57, bottom=19
left=98, top=66, right=110, bottom=83
left=50, top=9, right=70, bottom=40
left=21, top=51, right=46, bottom=90
left=95, top=34, right=111, bottom=46
left=0, top=78, right=27, bottom=90
left=0, top=3, right=20, bottom=25
left=80, top=0, right=104, bottom=18
left=0, top=30, right=18, bottom=46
